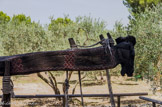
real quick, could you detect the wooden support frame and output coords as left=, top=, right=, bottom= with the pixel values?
left=69, top=38, right=116, bottom=107
left=100, top=33, right=116, bottom=107
left=68, top=38, right=84, bottom=107
left=78, top=71, right=84, bottom=107
left=106, top=69, right=115, bottom=107
left=0, top=93, right=148, bottom=98
left=0, top=93, right=148, bottom=107
left=64, top=71, right=69, bottom=107
left=0, top=35, right=137, bottom=107
left=139, top=96, right=162, bottom=107
left=117, top=96, right=120, bottom=107
left=1, top=61, right=11, bottom=107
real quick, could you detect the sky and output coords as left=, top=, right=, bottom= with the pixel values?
left=0, top=0, right=130, bottom=30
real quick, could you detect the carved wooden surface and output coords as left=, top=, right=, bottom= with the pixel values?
left=0, top=47, right=118, bottom=76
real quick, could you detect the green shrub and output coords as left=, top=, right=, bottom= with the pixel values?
left=11, top=14, right=32, bottom=25
left=0, top=11, right=10, bottom=24
left=112, top=3, right=162, bottom=87
left=128, top=3, right=162, bottom=81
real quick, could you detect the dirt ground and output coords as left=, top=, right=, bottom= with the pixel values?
left=0, top=72, right=161, bottom=107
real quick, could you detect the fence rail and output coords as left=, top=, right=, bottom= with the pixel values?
left=0, top=92, right=148, bottom=107
left=0, top=93, right=148, bottom=98
left=139, top=96, right=162, bottom=107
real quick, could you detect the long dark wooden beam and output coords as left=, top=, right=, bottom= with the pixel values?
left=0, top=35, right=136, bottom=77
left=0, top=46, right=119, bottom=76
left=139, top=96, right=162, bottom=105
left=0, top=93, right=148, bottom=98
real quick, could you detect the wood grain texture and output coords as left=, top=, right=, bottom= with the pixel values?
left=0, top=47, right=119, bottom=76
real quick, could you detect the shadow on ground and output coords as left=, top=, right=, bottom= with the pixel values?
left=16, top=97, right=151, bottom=107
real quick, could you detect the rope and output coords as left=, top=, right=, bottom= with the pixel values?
left=2, top=76, right=11, bottom=94
left=2, top=76, right=15, bottom=97
left=102, top=39, right=112, bottom=56
left=76, top=40, right=103, bottom=48
left=10, top=79, right=15, bottom=98
left=76, top=39, right=113, bottom=57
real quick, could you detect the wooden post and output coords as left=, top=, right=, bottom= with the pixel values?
left=68, top=38, right=77, bottom=49
left=152, top=102, right=156, bottom=107
left=106, top=69, right=115, bottom=107
left=64, top=71, right=69, bottom=107
left=68, top=38, right=85, bottom=106
left=63, top=38, right=78, bottom=107
left=1, top=61, right=11, bottom=107
left=78, top=71, right=84, bottom=107
left=117, top=96, right=120, bottom=107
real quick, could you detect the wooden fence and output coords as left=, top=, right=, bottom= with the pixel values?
left=0, top=92, right=148, bottom=107
left=139, top=96, right=162, bottom=107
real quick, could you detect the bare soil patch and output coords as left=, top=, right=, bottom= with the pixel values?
left=0, top=72, right=161, bottom=107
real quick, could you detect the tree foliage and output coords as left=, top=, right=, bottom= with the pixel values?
left=11, top=14, right=32, bottom=25
left=128, top=3, right=162, bottom=81
left=48, top=16, right=77, bottom=38
left=0, top=11, right=10, bottom=24
left=48, top=17, right=73, bottom=30
left=47, top=16, right=107, bottom=47
left=114, top=3, right=162, bottom=92
left=0, top=5, right=161, bottom=94
left=123, top=0, right=161, bottom=17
